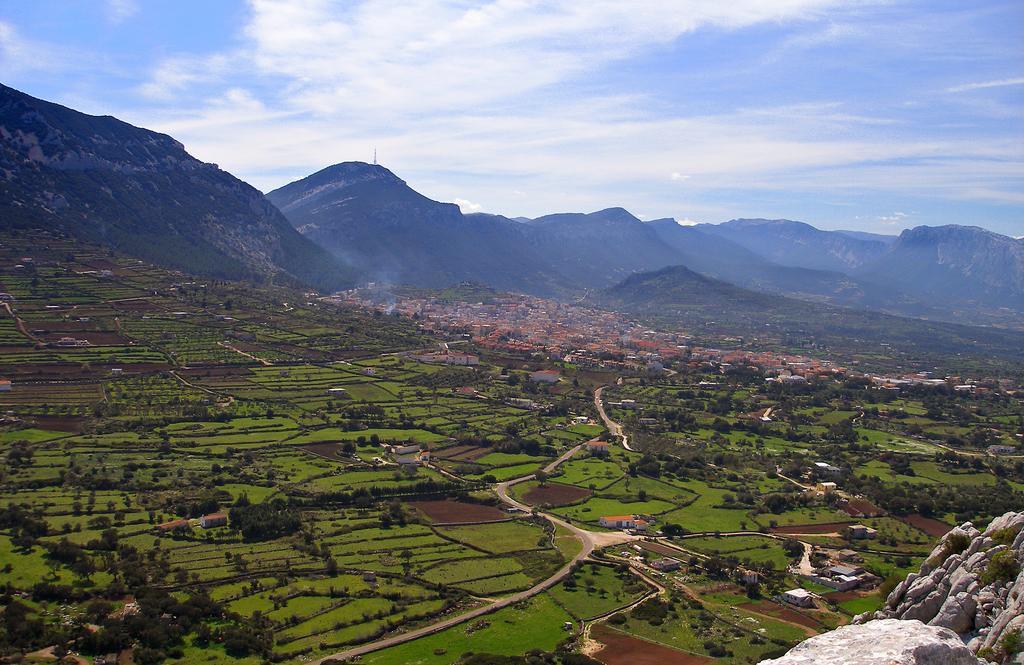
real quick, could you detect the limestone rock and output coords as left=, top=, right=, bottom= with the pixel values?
left=759, top=619, right=984, bottom=664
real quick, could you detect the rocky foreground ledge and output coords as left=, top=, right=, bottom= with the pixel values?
left=761, top=511, right=1024, bottom=664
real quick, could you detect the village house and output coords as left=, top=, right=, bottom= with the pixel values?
left=389, top=443, right=421, bottom=456
left=586, top=439, right=610, bottom=456
left=846, top=524, right=878, bottom=539
left=814, top=461, right=842, bottom=475
left=816, top=481, right=838, bottom=494
left=199, top=513, right=227, bottom=528
left=0, top=379, right=11, bottom=392
left=781, top=588, right=815, bottom=608
left=445, top=352, right=479, bottom=366
left=987, top=444, right=1017, bottom=456
left=156, top=518, right=190, bottom=532
left=599, top=515, right=649, bottom=531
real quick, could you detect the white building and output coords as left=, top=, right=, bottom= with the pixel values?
left=782, top=588, right=815, bottom=608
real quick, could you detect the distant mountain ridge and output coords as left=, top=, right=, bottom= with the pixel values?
left=2, top=85, right=1019, bottom=328
left=858, top=224, right=1024, bottom=310
left=266, top=162, right=568, bottom=294
left=699, top=218, right=891, bottom=272
left=269, top=161, right=1023, bottom=326
left=0, top=83, right=353, bottom=290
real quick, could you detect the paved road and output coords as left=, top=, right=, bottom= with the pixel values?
left=594, top=386, right=635, bottom=452
left=310, top=442, right=639, bottom=663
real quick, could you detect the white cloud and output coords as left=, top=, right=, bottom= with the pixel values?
left=878, top=211, right=908, bottom=224
left=115, top=0, right=1022, bottom=222
left=106, top=0, right=139, bottom=24
left=138, top=54, right=234, bottom=100
left=454, top=198, right=483, bottom=213
left=946, top=77, right=1024, bottom=93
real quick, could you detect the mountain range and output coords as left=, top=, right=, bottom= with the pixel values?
left=2, top=82, right=1022, bottom=336
left=268, top=160, right=1024, bottom=327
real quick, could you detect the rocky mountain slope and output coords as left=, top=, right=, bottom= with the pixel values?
left=763, top=511, right=1024, bottom=664
left=859, top=511, right=1024, bottom=661
left=857, top=225, right=1024, bottom=311
left=0, top=83, right=353, bottom=290
left=700, top=218, right=892, bottom=272
left=266, top=162, right=567, bottom=294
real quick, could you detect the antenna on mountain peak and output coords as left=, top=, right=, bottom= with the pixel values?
left=373, top=148, right=377, bottom=166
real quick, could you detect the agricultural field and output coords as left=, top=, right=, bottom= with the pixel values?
left=0, top=232, right=1022, bottom=665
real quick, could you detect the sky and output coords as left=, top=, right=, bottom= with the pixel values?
left=1, top=0, right=1023, bottom=236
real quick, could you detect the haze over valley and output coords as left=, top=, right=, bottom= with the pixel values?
left=1, top=3, right=1023, bottom=665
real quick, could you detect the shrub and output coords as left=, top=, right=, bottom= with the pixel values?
left=980, top=550, right=1020, bottom=586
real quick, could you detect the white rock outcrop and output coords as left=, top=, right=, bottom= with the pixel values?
left=759, top=511, right=1023, bottom=664
left=857, top=511, right=1024, bottom=659
left=759, top=619, right=984, bottom=664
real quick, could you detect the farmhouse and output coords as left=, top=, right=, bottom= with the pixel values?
left=586, top=439, right=610, bottom=456
left=388, top=443, right=421, bottom=456
left=987, top=444, right=1017, bottom=456
left=156, top=519, right=190, bottom=532
left=846, top=524, right=878, bottom=539
left=200, top=513, right=227, bottom=528
left=327, top=387, right=349, bottom=396
left=816, top=481, right=838, bottom=494
left=599, top=515, right=649, bottom=531
left=649, top=557, right=681, bottom=572
left=814, top=461, right=841, bottom=475
left=0, top=379, right=10, bottom=392
left=781, top=588, right=815, bottom=608
left=445, top=353, right=479, bottom=366
left=529, top=370, right=560, bottom=383
left=618, top=399, right=637, bottom=409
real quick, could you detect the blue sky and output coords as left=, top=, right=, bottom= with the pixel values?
left=2, top=0, right=1022, bottom=236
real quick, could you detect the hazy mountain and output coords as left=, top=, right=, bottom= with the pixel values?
left=0, top=83, right=352, bottom=290
left=599, top=265, right=1024, bottom=362
left=700, top=218, right=890, bottom=272
left=266, top=162, right=567, bottom=294
left=835, top=229, right=898, bottom=244
left=645, top=220, right=928, bottom=313
left=523, top=208, right=684, bottom=286
left=857, top=225, right=1024, bottom=310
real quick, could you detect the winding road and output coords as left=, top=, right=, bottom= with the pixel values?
left=594, top=385, right=635, bottom=452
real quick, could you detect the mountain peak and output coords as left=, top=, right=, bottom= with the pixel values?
left=302, top=161, right=405, bottom=187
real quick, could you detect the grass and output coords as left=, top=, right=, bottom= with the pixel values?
left=436, top=520, right=549, bottom=554
left=360, top=593, right=573, bottom=665
left=549, top=563, right=647, bottom=619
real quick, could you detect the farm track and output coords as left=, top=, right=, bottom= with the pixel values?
left=310, top=441, right=641, bottom=664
